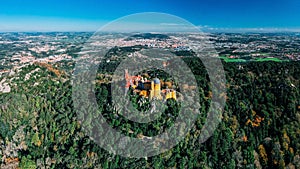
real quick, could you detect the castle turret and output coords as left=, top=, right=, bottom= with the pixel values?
left=153, top=78, right=161, bottom=99
left=150, top=81, right=154, bottom=99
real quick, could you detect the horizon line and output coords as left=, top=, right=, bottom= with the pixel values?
left=0, top=28, right=300, bottom=33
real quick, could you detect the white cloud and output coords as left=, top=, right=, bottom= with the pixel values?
left=195, top=25, right=300, bottom=33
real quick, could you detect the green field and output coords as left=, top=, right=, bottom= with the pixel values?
left=255, top=57, right=286, bottom=62
left=219, top=56, right=288, bottom=63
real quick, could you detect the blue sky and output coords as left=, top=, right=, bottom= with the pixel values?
left=0, top=0, right=299, bottom=32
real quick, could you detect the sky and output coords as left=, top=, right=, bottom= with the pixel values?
left=0, top=0, right=300, bottom=32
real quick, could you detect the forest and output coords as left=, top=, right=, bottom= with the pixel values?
left=0, top=58, right=299, bottom=168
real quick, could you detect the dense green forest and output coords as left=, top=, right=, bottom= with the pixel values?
left=0, top=59, right=299, bottom=168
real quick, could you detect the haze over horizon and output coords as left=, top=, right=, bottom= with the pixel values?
left=0, top=0, right=300, bottom=32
